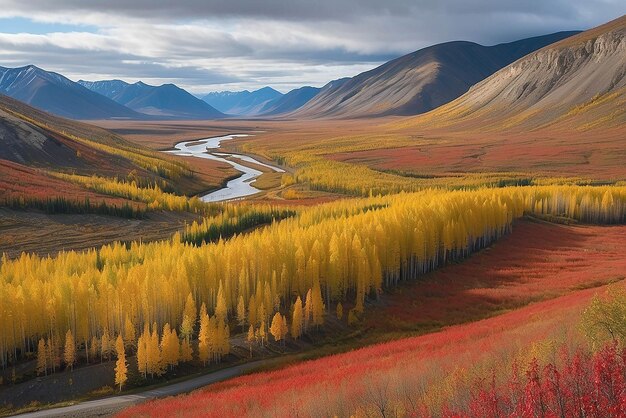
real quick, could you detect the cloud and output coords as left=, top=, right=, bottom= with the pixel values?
left=0, top=0, right=623, bottom=92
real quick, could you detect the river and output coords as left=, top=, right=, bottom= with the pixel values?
left=166, top=134, right=284, bottom=202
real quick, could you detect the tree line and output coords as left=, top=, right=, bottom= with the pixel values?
left=0, top=185, right=624, bottom=370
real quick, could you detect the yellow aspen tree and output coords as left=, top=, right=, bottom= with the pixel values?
left=180, top=338, right=193, bottom=362
left=137, top=327, right=147, bottom=378
left=168, top=328, right=180, bottom=369
left=160, top=323, right=173, bottom=370
left=246, top=325, right=255, bottom=357
left=218, top=317, right=230, bottom=360
left=304, top=289, right=312, bottom=332
left=215, top=282, right=227, bottom=321
left=148, top=323, right=163, bottom=377
left=281, top=315, right=288, bottom=344
left=114, top=335, right=127, bottom=392
left=236, top=295, right=246, bottom=332
left=63, top=329, right=76, bottom=371
left=248, top=295, right=257, bottom=330
left=270, top=312, right=283, bottom=343
left=291, top=296, right=303, bottom=339
left=336, top=302, right=344, bottom=321
left=36, top=338, right=47, bottom=376
left=47, top=337, right=60, bottom=373
left=311, top=279, right=325, bottom=328
left=258, top=321, right=266, bottom=346
left=198, top=305, right=210, bottom=366
left=101, top=328, right=111, bottom=362
left=180, top=294, right=197, bottom=344
left=257, top=303, right=267, bottom=329
left=123, top=316, right=136, bottom=350
left=89, top=336, right=99, bottom=364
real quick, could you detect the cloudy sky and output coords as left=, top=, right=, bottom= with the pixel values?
left=0, top=1, right=624, bottom=94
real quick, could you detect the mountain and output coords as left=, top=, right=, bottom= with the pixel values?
left=400, top=14, right=626, bottom=131
left=0, top=94, right=156, bottom=174
left=290, top=31, right=579, bottom=119
left=258, top=86, right=321, bottom=116
left=79, top=80, right=225, bottom=119
left=202, top=87, right=283, bottom=115
left=0, top=65, right=143, bottom=120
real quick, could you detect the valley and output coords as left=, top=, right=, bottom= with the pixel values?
left=0, top=10, right=625, bottom=418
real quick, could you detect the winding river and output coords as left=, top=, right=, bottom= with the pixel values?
left=167, top=134, right=284, bottom=202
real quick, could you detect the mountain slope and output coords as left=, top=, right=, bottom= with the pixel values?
left=258, top=86, right=321, bottom=116
left=290, top=31, right=579, bottom=119
left=399, top=14, right=626, bottom=131
left=0, top=65, right=142, bottom=120
left=0, top=94, right=187, bottom=179
left=202, top=87, right=283, bottom=115
left=79, top=80, right=225, bottom=119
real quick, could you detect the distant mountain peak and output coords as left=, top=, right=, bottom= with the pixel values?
left=202, top=86, right=283, bottom=115
left=80, top=78, right=224, bottom=119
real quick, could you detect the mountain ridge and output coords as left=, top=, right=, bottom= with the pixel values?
left=288, top=31, right=580, bottom=119
left=0, top=65, right=144, bottom=120
left=79, top=79, right=225, bottom=119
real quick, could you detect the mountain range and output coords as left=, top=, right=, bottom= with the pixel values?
left=1, top=21, right=621, bottom=123
left=0, top=65, right=143, bottom=120
left=78, top=80, right=224, bottom=119
left=202, top=87, right=283, bottom=115
left=398, top=14, right=626, bottom=130
left=289, top=31, right=579, bottom=119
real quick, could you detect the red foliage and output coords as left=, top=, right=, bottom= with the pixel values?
left=370, top=220, right=626, bottom=332
left=0, top=159, right=143, bottom=209
left=449, top=342, right=626, bottom=418
left=117, top=286, right=610, bottom=417
left=116, top=221, right=626, bottom=417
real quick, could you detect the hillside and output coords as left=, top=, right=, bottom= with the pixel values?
left=0, top=65, right=142, bottom=120
left=258, top=86, right=321, bottom=116
left=203, top=87, right=282, bottom=115
left=79, top=80, right=225, bottom=119
left=400, top=14, right=626, bottom=130
left=0, top=94, right=199, bottom=199
left=290, top=31, right=578, bottom=118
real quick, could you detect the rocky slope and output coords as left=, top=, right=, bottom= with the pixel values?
left=290, top=32, right=578, bottom=119
left=401, top=14, right=626, bottom=130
